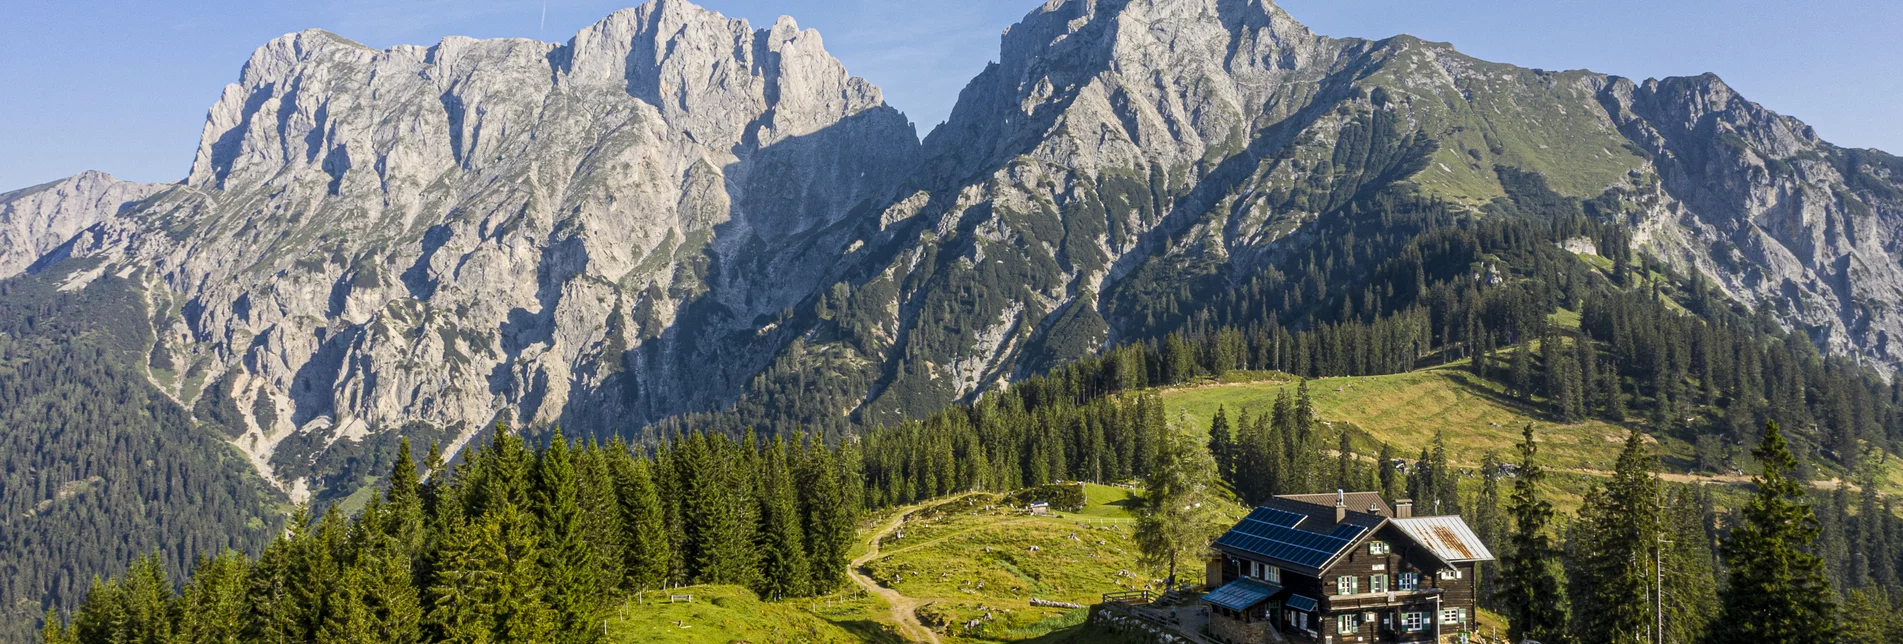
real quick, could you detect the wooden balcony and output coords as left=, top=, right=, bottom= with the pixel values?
left=1321, top=587, right=1443, bottom=611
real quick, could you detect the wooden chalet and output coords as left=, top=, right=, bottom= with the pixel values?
left=1201, top=491, right=1493, bottom=643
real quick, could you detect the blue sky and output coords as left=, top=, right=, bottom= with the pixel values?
left=1, top=0, right=1897, bottom=190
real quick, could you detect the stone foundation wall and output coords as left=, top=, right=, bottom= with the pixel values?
left=1208, top=613, right=1272, bottom=644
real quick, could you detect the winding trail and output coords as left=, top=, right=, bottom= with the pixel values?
left=850, top=507, right=942, bottom=644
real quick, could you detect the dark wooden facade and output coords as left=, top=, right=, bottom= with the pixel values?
left=1207, top=496, right=1486, bottom=644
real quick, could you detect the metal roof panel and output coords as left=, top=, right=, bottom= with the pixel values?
left=1390, top=516, right=1496, bottom=563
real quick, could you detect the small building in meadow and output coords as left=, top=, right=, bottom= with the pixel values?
left=1029, top=501, right=1050, bottom=516
left=1202, top=491, right=1492, bottom=643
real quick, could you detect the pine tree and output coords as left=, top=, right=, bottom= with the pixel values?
left=40, top=607, right=72, bottom=644
left=173, top=551, right=249, bottom=644
left=1567, top=431, right=1658, bottom=644
left=798, top=438, right=853, bottom=594
left=1499, top=426, right=1569, bottom=644
left=386, top=437, right=426, bottom=552
left=680, top=433, right=756, bottom=585
left=1708, top=422, right=1837, bottom=644
left=574, top=442, right=628, bottom=599
left=1658, top=486, right=1719, bottom=644
left=754, top=436, right=810, bottom=600
left=1376, top=443, right=1399, bottom=500
left=1335, top=431, right=1358, bottom=492
left=1472, top=451, right=1504, bottom=611
left=318, top=565, right=378, bottom=644
left=1428, top=431, right=1459, bottom=516
left=532, top=431, right=603, bottom=644
left=1511, top=340, right=1534, bottom=399
left=1207, top=406, right=1234, bottom=484
left=1135, top=429, right=1228, bottom=590
left=428, top=504, right=553, bottom=644
left=1841, top=588, right=1903, bottom=642
left=611, top=447, right=670, bottom=592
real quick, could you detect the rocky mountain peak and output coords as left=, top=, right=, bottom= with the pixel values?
left=41, top=0, right=922, bottom=499
left=921, top=0, right=1337, bottom=183
left=0, top=171, right=163, bottom=278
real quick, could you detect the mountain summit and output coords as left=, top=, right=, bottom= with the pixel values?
left=4, top=0, right=1902, bottom=506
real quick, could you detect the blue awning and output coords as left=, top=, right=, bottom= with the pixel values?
left=1285, top=594, right=1319, bottom=612
left=1202, top=577, right=1282, bottom=611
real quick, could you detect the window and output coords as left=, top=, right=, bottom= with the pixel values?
left=1441, top=608, right=1466, bottom=625
left=1246, top=562, right=1281, bottom=583
left=1402, top=611, right=1428, bottom=632
left=1370, top=573, right=1388, bottom=593
left=1337, top=575, right=1358, bottom=595
left=1439, top=568, right=1463, bottom=580
left=1337, top=613, right=1360, bottom=634
left=1397, top=572, right=1419, bottom=590
left=1368, top=540, right=1391, bottom=555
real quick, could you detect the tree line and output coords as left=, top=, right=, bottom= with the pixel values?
left=41, top=429, right=862, bottom=644
left=1497, top=421, right=1903, bottom=643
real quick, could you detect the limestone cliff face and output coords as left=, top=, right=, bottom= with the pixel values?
left=1600, top=74, right=1903, bottom=366
left=47, top=0, right=919, bottom=494
left=0, top=171, right=162, bottom=278
left=9, top=0, right=1903, bottom=499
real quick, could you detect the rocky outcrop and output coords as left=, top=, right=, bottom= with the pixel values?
left=10, top=0, right=1903, bottom=501
left=45, top=0, right=920, bottom=497
left=0, top=171, right=163, bottom=278
left=1600, top=74, right=1903, bottom=366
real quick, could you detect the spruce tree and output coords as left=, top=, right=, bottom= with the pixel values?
left=40, top=607, right=72, bottom=644
left=1567, top=431, right=1658, bottom=644
left=612, top=447, right=670, bottom=592
left=798, top=438, right=852, bottom=594
left=532, top=431, right=602, bottom=644
left=173, top=551, right=249, bottom=644
left=1376, top=443, right=1399, bottom=500
left=1473, top=451, right=1504, bottom=611
left=1709, top=422, right=1837, bottom=644
left=1499, top=426, right=1568, bottom=644
left=1135, top=429, right=1228, bottom=590
left=754, top=437, right=810, bottom=600
left=1207, top=406, right=1234, bottom=483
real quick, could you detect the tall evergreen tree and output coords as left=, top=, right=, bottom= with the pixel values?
left=1207, top=406, right=1235, bottom=484
left=532, top=431, right=602, bottom=644
left=1567, top=431, right=1658, bottom=644
left=798, top=438, right=853, bottom=594
left=1135, top=429, right=1229, bottom=590
left=608, top=442, right=669, bottom=593
left=1708, top=422, right=1837, bottom=644
left=1498, top=426, right=1569, bottom=644
left=172, top=551, right=250, bottom=644
left=754, top=437, right=810, bottom=600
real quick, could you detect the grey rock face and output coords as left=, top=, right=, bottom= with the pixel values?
left=47, top=0, right=919, bottom=496
left=0, top=171, right=163, bottom=278
left=1601, top=74, right=1903, bottom=367
left=11, top=0, right=1903, bottom=500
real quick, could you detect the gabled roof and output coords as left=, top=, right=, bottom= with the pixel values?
left=1277, top=492, right=1394, bottom=518
left=1212, top=498, right=1378, bottom=576
left=1390, top=516, right=1496, bottom=564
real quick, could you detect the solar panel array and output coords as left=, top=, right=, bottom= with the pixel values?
left=1202, top=577, right=1282, bottom=611
left=1215, top=506, right=1367, bottom=570
left=1285, top=594, right=1319, bottom=612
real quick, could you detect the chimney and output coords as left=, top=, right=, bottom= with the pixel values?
left=1335, top=489, right=1347, bottom=523
left=1395, top=498, right=1413, bottom=519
